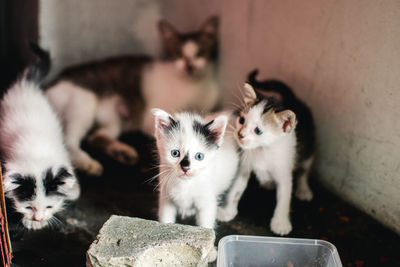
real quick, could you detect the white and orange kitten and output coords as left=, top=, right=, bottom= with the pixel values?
left=218, top=83, right=305, bottom=236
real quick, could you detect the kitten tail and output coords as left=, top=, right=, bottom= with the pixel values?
left=25, top=42, right=51, bottom=84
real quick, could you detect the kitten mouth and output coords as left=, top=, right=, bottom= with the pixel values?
left=23, top=218, right=49, bottom=230
left=179, top=171, right=192, bottom=178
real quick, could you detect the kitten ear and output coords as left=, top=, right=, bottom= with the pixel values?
left=2, top=175, right=18, bottom=192
left=243, top=83, right=258, bottom=106
left=158, top=20, right=178, bottom=43
left=59, top=176, right=80, bottom=201
left=152, top=108, right=177, bottom=135
left=276, top=110, right=297, bottom=133
left=206, top=115, right=228, bottom=146
left=200, top=16, right=218, bottom=39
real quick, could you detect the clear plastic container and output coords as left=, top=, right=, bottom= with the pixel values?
left=217, top=235, right=342, bottom=267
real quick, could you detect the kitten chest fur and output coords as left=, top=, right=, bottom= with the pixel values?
left=242, top=132, right=297, bottom=184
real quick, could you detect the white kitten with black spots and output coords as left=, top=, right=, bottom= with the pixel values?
left=0, top=44, right=80, bottom=230
left=152, top=109, right=239, bottom=230
left=218, top=83, right=299, bottom=235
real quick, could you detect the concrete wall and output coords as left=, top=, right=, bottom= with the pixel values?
left=39, top=0, right=400, bottom=233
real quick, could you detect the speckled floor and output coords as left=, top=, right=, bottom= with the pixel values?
left=8, top=133, right=400, bottom=267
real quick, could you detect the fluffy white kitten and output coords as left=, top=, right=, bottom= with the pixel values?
left=0, top=49, right=80, bottom=230
left=218, top=83, right=298, bottom=236
left=152, top=109, right=239, bottom=230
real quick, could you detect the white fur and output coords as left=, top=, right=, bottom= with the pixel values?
left=0, top=76, right=80, bottom=230
left=218, top=102, right=297, bottom=235
left=153, top=110, right=239, bottom=229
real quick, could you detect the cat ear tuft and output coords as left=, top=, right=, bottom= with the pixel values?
left=200, top=16, right=218, bottom=38
left=243, top=83, right=258, bottom=106
left=158, top=20, right=178, bottom=41
left=206, top=115, right=228, bottom=146
left=60, top=176, right=80, bottom=201
left=152, top=108, right=177, bottom=134
left=276, top=110, right=297, bottom=133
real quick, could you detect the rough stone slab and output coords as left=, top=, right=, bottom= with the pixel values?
left=86, top=215, right=215, bottom=267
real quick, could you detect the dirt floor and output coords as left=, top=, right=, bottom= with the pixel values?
left=7, top=133, right=400, bottom=267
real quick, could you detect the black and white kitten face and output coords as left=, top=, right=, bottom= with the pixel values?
left=4, top=167, right=77, bottom=230
left=152, top=108, right=226, bottom=179
left=158, top=16, right=218, bottom=77
left=235, top=83, right=297, bottom=150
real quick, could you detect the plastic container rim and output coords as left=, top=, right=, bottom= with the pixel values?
left=217, top=234, right=343, bottom=267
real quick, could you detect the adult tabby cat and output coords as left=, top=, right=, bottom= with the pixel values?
left=46, top=16, right=220, bottom=176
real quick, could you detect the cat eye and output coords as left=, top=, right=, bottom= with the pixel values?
left=195, top=152, right=204, bottom=161
left=239, top=116, right=245, bottom=124
left=46, top=206, right=53, bottom=209
left=25, top=206, right=33, bottom=210
left=254, top=127, right=263, bottom=135
left=171, top=149, right=180, bottom=158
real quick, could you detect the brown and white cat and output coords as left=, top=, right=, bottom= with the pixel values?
left=45, top=16, right=220, bottom=176
left=218, top=74, right=315, bottom=236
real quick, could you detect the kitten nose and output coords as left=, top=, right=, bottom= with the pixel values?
left=180, top=155, right=190, bottom=172
left=33, top=213, right=44, bottom=222
left=186, top=64, right=194, bottom=74
left=238, top=131, right=245, bottom=139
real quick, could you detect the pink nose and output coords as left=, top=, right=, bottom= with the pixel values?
left=33, top=214, right=44, bottom=222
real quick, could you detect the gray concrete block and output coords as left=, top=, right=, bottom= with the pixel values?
left=86, top=215, right=215, bottom=267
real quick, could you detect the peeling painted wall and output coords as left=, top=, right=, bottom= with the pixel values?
left=39, top=0, right=400, bottom=233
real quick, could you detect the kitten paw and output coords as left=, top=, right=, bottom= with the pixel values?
left=77, top=158, right=103, bottom=176
left=72, top=150, right=104, bottom=176
left=295, top=187, right=313, bottom=201
left=270, top=216, right=292, bottom=236
left=108, top=143, right=139, bottom=165
left=207, top=247, right=218, bottom=263
left=217, top=207, right=238, bottom=222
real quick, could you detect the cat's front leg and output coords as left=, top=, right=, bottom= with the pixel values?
left=158, top=193, right=177, bottom=224
left=87, top=122, right=139, bottom=165
left=196, top=196, right=217, bottom=229
left=217, top=168, right=251, bottom=222
left=270, top=171, right=293, bottom=235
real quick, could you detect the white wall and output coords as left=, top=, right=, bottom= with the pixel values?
left=39, top=0, right=400, bottom=233
left=39, top=0, right=162, bottom=78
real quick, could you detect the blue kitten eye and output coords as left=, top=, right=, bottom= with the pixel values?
left=239, top=116, right=245, bottom=124
left=254, top=127, right=263, bottom=135
left=195, top=152, right=204, bottom=161
left=46, top=206, right=53, bottom=209
left=26, top=206, right=32, bottom=210
left=171, top=149, right=180, bottom=158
